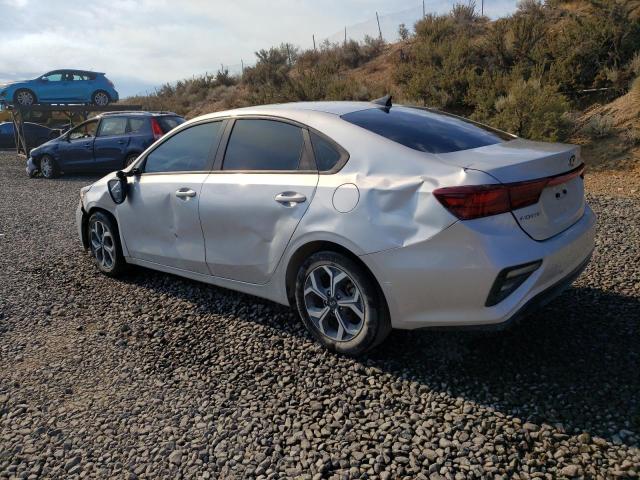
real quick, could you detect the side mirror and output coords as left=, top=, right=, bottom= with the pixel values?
left=108, top=172, right=128, bottom=204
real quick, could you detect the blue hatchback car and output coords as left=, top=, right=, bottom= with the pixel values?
left=27, top=111, right=185, bottom=178
left=0, top=69, right=119, bottom=107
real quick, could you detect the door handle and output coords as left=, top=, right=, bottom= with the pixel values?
left=275, top=192, right=306, bottom=206
left=175, top=188, right=196, bottom=199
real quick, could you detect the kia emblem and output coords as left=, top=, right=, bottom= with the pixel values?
left=569, top=155, right=576, bottom=167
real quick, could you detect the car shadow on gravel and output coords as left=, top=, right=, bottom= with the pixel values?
left=117, top=267, right=639, bottom=444
left=367, top=286, right=640, bottom=443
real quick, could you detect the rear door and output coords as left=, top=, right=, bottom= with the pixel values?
left=93, top=117, right=129, bottom=171
left=199, top=118, right=318, bottom=284
left=117, top=120, right=224, bottom=273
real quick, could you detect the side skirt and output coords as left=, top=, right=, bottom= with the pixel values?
left=125, top=257, right=290, bottom=307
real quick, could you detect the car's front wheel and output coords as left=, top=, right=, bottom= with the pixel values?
left=295, top=251, right=391, bottom=355
left=92, top=90, right=110, bottom=107
left=87, top=212, right=126, bottom=277
left=39, top=155, right=58, bottom=179
left=14, top=89, right=36, bottom=106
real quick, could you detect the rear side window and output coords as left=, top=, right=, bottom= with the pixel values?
left=144, top=121, right=222, bottom=173
left=98, top=118, right=127, bottom=137
left=128, top=118, right=147, bottom=134
left=341, top=106, right=512, bottom=154
left=223, top=119, right=304, bottom=171
left=310, top=132, right=342, bottom=171
left=157, top=116, right=185, bottom=134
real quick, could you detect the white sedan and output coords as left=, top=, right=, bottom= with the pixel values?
left=76, top=98, right=596, bottom=355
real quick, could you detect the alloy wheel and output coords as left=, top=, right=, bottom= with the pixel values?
left=16, top=91, right=34, bottom=106
left=303, top=265, right=365, bottom=342
left=93, top=92, right=109, bottom=106
left=90, top=220, right=116, bottom=270
left=40, top=157, right=53, bottom=178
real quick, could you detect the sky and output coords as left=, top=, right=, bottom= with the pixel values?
left=0, top=0, right=519, bottom=97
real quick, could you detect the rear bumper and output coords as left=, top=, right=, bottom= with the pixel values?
left=361, top=205, right=596, bottom=329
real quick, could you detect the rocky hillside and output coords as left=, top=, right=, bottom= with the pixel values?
left=126, top=0, right=640, bottom=172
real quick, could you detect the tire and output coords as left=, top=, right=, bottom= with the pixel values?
left=124, top=153, right=139, bottom=168
left=87, top=212, right=126, bottom=277
left=39, top=155, right=58, bottom=179
left=295, top=251, right=391, bottom=355
left=13, top=89, right=36, bottom=106
left=92, top=90, right=110, bottom=107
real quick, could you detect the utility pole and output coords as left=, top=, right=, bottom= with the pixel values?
left=344, top=26, right=347, bottom=46
left=423, top=0, right=425, bottom=18
left=376, top=12, right=382, bottom=40
left=241, top=59, right=244, bottom=75
left=481, top=0, right=484, bottom=16
left=286, top=43, right=291, bottom=65
left=312, top=34, right=316, bottom=51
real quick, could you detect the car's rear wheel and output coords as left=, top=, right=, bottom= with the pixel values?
left=295, top=251, right=391, bottom=355
left=92, top=90, right=110, bottom=107
left=87, top=212, right=126, bottom=277
left=39, top=155, right=58, bottom=179
left=14, top=89, right=36, bottom=106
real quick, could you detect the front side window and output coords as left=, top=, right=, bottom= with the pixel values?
left=42, top=73, right=62, bottom=82
left=223, top=119, right=304, bottom=171
left=144, top=121, right=223, bottom=173
left=68, top=120, right=98, bottom=140
left=98, top=117, right=127, bottom=137
left=0, top=123, right=12, bottom=134
left=341, top=106, right=513, bottom=154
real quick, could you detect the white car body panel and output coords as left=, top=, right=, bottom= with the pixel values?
left=77, top=101, right=596, bottom=330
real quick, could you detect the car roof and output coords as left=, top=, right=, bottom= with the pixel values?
left=96, top=111, right=180, bottom=118
left=199, top=101, right=379, bottom=121
left=44, top=69, right=105, bottom=76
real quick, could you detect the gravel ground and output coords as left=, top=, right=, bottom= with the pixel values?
left=0, top=150, right=638, bottom=479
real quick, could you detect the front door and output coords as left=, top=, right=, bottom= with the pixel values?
left=199, top=118, right=318, bottom=284
left=117, top=120, right=224, bottom=273
left=57, top=119, right=98, bottom=172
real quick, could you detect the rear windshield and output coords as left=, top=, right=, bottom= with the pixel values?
left=341, top=106, right=513, bottom=154
left=157, top=116, right=185, bottom=134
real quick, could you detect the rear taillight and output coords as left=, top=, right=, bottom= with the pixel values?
left=107, top=80, right=114, bottom=87
left=150, top=118, right=163, bottom=140
left=434, top=164, right=585, bottom=220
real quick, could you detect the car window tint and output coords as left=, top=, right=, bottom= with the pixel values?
left=310, top=132, right=342, bottom=171
left=341, top=106, right=513, bottom=154
left=144, top=121, right=222, bottom=173
left=69, top=121, right=98, bottom=140
left=128, top=118, right=147, bottom=134
left=43, top=73, right=62, bottom=82
left=157, top=116, right=185, bottom=134
left=223, top=119, right=304, bottom=171
left=98, top=118, right=127, bottom=137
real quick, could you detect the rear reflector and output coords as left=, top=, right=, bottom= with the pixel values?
left=434, top=164, right=585, bottom=220
left=486, top=260, right=542, bottom=306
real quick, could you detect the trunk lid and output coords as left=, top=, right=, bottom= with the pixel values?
left=437, top=139, right=585, bottom=240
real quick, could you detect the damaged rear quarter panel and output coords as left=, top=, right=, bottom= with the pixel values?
left=287, top=125, right=499, bottom=256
